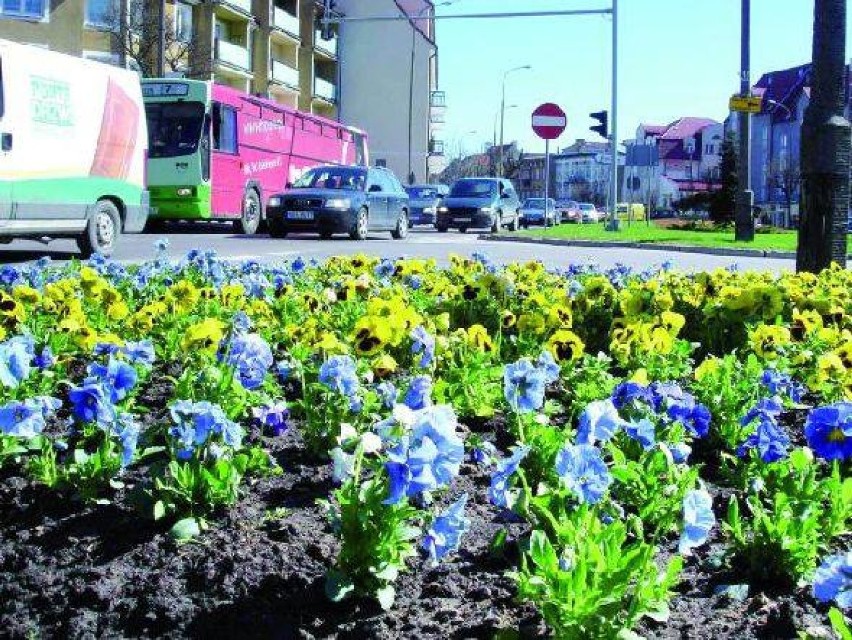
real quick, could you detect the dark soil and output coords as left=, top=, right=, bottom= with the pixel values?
left=0, top=416, right=835, bottom=639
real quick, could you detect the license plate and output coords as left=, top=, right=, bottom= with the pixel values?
left=455, top=217, right=471, bottom=223
left=287, top=211, right=314, bottom=220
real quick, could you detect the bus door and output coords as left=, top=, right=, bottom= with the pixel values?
left=211, top=101, right=241, bottom=217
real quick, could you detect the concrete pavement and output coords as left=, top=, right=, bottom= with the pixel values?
left=0, top=224, right=795, bottom=272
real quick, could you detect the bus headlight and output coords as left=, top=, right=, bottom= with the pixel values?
left=325, top=198, right=351, bottom=209
left=176, top=187, right=194, bottom=197
left=268, top=196, right=282, bottom=208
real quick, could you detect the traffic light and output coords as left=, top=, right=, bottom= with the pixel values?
left=589, top=110, right=608, bottom=139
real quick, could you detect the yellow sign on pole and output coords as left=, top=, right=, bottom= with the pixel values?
left=729, top=95, right=763, bottom=113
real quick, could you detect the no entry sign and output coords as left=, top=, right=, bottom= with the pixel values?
left=532, top=103, right=567, bottom=140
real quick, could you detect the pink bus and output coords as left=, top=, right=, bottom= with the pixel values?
left=141, top=79, right=368, bottom=234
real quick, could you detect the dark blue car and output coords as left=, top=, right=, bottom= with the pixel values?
left=404, top=184, right=448, bottom=227
left=266, top=166, right=410, bottom=240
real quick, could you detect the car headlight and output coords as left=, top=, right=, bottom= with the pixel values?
left=423, top=207, right=435, bottom=214
left=268, top=196, right=282, bottom=208
left=176, top=187, right=194, bottom=197
left=437, top=206, right=448, bottom=213
left=480, top=206, right=493, bottom=213
left=325, top=197, right=351, bottom=209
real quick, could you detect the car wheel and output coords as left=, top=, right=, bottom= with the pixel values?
left=349, top=207, right=369, bottom=240
left=319, top=230, right=334, bottom=240
left=436, top=225, right=448, bottom=233
left=508, top=213, right=519, bottom=232
left=235, top=189, right=261, bottom=235
left=268, top=219, right=288, bottom=238
left=391, top=209, right=409, bottom=240
left=458, top=226, right=467, bottom=234
left=78, top=199, right=120, bottom=258
left=491, top=213, right=500, bottom=234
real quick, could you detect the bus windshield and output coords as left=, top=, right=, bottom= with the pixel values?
left=292, top=166, right=367, bottom=191
left=146, top=101, right=205, bottom=158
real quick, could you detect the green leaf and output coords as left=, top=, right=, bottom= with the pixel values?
left=324, top=570, right=354, bottom=602
left=153, top=500, right=166, bottom=521
left=489, top=528, right=508, bottom=556
left=529, top=530, right=558, bottom=573
left=170, top=517, right=201, bottom=541
left=829, top=608, right=852, bottom=640
left=376, top=584, right=396, bottom=610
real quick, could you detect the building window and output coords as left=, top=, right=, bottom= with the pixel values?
left=86, top=0, right=115, bottom=26
left=175, top=2, right=192, bottom=43
left=1, top=0, right=46, bottom=19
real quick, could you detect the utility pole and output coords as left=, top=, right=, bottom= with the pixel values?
left=158, top=0, right=166, bottom=76
left=609, top=0, right=618, bottom=226
left=796, top=0, right=850, bottom=271
left=735, top=0, right=755, bottom=241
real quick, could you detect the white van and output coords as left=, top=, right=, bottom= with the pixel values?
left=0, top=40, right=149, bottom=256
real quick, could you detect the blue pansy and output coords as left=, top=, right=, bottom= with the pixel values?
left=121, top=340, right=156, bottom=368
left=503, top=359, right=546, bottom=413
left=812, top=552, right=852, bottom=609
left=555, top=444, right=612, bottom=505
left=804, top=402, right=852, bottom=461
left=666, top=442, right=692, bottom=464
left=537, top=350, right=560, bottom=385
left=422, top=494, right=470, bottom=566
left=404, top=375, right=433, bottom=410
left=376, top=381, right=397, bottom=409
left=115, top=413, right=141, bottom=468
left=471, top=441, right=497, bottom=466
left=319, top=355, right=359, bottom=397
left=678, top=488, right=715, bottom=555
left=169, top=400, right=243, bottom=459
left=34, top=346, right=55, bottom=370
left=93, top=342, right=122, bottom=357
left=411, top=326, right=436, bottom=368
left=489, top=445, right=530, bottom=508
left=625, top=418, right=656, bottom=449
left=154, top=237, right=170, bottom=253
left=576, top=399, right=626, bottom=445
left=384, top=405, right=463, bottom=504
left=761, top=369, right=805, bottom=404
left=225, top=333, right=274, bottom=390
left=611, top=381, right=653, bottom=410
left=0, top=335, right=35, bottom=389
left=87, top=356, right=138, bottom=403
left=737, top=414, right=790, bottom=463
left=291, top=256, right=306, bottom=273
left=252, top=401, right=289, bottom=436
left=374, top=259, right=395, bottom=278
left=69, top=382, right=115, bottom=425
left=0, top=399, right=51, bottom=438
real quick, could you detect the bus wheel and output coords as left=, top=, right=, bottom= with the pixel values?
left=78, top=199, right=120, bottom=258
left=236, top=189, right=261, bottom=235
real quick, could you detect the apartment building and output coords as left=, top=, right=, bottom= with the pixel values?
left=336, top=0, right=445, bottom=184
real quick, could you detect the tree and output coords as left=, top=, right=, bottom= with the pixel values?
left=101, top=0, right=208, bottom=78
left=710, top=133, right=738, bottom=224
left=797, top=0, right=850, bottom=272
left=768, top=158, right=801, bottom=227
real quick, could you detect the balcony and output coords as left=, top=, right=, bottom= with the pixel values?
left=314, top=30, right=338, bottom=58
left=214, top=0, right=252, bottom=17
left=271, top=59, right=299, bottom=88
left=272, top=6, right=300, bottom=38
left=215, top=39, right=250, bottom=71
left=313, top=77, right=336, bottom=103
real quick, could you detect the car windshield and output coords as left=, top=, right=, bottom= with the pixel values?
left=145, top=101, right=205, bottom=159
left=406, top=186, right=439, bottom=199
left=449, top=179, right=497, bottom=198
left=292, top=167, right=367, bottom=191
left=524, top=199, right=545, bottom=208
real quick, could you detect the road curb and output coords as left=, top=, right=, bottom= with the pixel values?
left=476, top=234, right=816, bottom=260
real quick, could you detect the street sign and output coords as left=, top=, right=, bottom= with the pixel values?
left=729, top=94, right=763, bottom=113
left=532, top=103, right=567, bottom=140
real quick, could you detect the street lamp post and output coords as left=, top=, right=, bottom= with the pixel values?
left=408, top=1, right=455, bottom=185
left=498, top=65, right=531, bottom=177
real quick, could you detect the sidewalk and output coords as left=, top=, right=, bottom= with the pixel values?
left=478, top=233, right=852, bottom=260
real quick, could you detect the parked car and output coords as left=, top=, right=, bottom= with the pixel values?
left=266, top=165, right=409, bottom=240
left=519, top=198, right=558, bottom=228
left=404, top=184, right=448, bottom=227
left=436, top=178, right=521, bottom=233
left=578, top=202, right=604, bottom=223
left=556, top=200, right=581, bottom=223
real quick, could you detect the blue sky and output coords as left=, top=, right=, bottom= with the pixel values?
left=436, top=1, right=849, bottom=156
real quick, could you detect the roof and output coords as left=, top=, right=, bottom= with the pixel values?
left=659, top=117, right=720, bottom=140
left=641, top=124, right=668, bottom=136
left=561, top=139, right=611, bottom=155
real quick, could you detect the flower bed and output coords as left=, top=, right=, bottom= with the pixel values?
left=0, top=248, right=850, bottom=639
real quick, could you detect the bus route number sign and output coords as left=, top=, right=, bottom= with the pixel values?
left=142, top=82, right=189, bottom=98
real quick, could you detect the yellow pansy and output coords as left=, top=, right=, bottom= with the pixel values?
left=352, top=316, right=392, bottom=356
left=547, top=329, right=585, bottom=362
left=12, top=285, right=40, bottom=305
left=372, top=353, right=398, bottom=379
left=694, top=357, right=720, bottom=382
left=168, top=280, right=201, bottom=313
left=183, top=318, right=226, bottom=353
left=466, top=324, right=494, bottom=353
left=750, top=324, right=791, bottom=361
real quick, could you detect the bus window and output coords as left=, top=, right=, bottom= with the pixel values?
left=0, top=57, right=4, bottom=119
left=200, top=114, right=211, bottom=181
left=145, top=101, right=205, bottom=159
left=212, top=102, right=237, bottom=154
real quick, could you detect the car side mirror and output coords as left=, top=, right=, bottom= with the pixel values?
left=369, top=184, right=382, bottom=193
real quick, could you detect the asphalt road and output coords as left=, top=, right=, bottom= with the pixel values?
left=0, top=222, right=794, bottom=272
